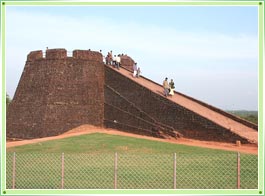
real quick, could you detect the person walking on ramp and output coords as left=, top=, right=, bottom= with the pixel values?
left=163, top=77, right=170, bottom=97
left=133, top=63, right=137, bottom=77
left=136, top=67, right=141, bottom=78
left=169, top=79, right=175, bottom=96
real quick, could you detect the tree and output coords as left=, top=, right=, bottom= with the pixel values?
left=6, top=93, right=11, bottom=110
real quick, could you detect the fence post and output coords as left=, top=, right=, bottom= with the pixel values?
left=237, top=152, right=240, bottom=189
left=173, top=153, right=176, bottom=189
left=114, top=152, right=118, bottom=189
left=61, top=153, right=64, bottom=189
left=12, top=152, right=16, bottom=189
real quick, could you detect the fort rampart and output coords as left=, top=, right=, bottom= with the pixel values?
left=7, top=48, right=257, bottom=144
left=104, top=66, right=250, bottom=143
left=7, top=49, right=104, bottom=138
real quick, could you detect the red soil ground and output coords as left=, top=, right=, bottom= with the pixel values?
left=6, top=125, right=258, bottom=155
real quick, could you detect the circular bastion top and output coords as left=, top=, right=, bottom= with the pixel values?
left=27, top=48, right=103, bottom=62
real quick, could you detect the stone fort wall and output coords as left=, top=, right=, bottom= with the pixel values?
left=7, top=48, right=255, bottom=144
left=104, top=66, right=251, bottom=143
left=7, top=49, right=104, bottom=138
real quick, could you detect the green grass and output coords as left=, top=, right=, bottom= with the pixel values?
left=6, top=132, right=242, bottom=154
left=6, top=133, right=258, bottom=189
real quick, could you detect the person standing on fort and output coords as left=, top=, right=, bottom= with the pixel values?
left=133, top=63, right=137, bottom=77
left=169, top=79, right=175, bottom=96
left=136, top=67, right=141, bottom=78
left=100, top=50, right=106, bottom=64
left=113, top=55, right=117, bottom=68
left=106, top=52, right=111, bottom=65
left=105, top=55, right=109, bottom=65
left=110, top=50, right=113, bottom=65
left=106, top=51, right=113, bottom=65
left=116, top=54, right=121, bottom=70
left=102, top=54, right=106, bottom=64
left=163, top=77, right=170, bottom=97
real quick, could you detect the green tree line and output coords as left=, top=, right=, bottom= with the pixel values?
left=227, top=110, right=258, bottom=125
left=6, top=93, right=11, bottom=110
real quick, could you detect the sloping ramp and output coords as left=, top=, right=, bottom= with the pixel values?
left=106, top=66, right=258, bottom=144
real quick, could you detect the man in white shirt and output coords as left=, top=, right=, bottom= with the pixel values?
left=112, top=55, right=117, bottom=67
left=116, top=55, right=121, bottom=70
left=133, top=63, right=137, bottom=77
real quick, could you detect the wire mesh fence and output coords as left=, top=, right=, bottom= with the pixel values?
left=240, top=154, right=258, bottom=189
left=118, top=154, right=173, bottom=189
left=175, top=153, right=238, bottom=189
left=6, top=152, right=258, bottom=189
left=64, top=153, right=114, bottom=189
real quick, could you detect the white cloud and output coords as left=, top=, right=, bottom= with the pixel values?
left=6, top=9, right=258, bottom=60
left=6, top=9, right=258, bottom=110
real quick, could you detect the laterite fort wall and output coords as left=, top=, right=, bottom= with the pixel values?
left=7, top=49, right=255, bottom=144
left=104, top=66, right=250, bottom=143
left=7, top=49, right=104, bottom=138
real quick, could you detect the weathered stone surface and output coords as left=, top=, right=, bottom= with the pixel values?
left=104, top=66, right=250, bottom=143
left=120, top=55, right=135, bottom=71
left=7, top=49, right=104, bottom=138
left=46, top=48, right=67, bottom=59
left=7, top=48, right=254, bottom=144
left=27, top=50, right=43, bottom=61
left=73, top=50, right=102, bottom=62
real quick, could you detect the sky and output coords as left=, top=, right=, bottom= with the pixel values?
left=6, top=5, right=259, bottom=110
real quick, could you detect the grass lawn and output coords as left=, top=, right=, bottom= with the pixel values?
left=6, top=132, right=244, bottom=154
left=6, top=133, right=258, bottom=189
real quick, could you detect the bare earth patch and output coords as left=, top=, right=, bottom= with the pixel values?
left=6, top=125, right=258, bottom=155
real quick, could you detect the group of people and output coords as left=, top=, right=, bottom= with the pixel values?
left=163, top=77, right=175, bottom=97
left=100, top=50, right=142, bottom=78
left=133, top=62, right=141, bottom=78
left=101, top=50, right=121, bottom=70
left=101, top=50, right=176, bottom=97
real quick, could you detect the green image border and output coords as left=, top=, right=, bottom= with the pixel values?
left=0, top=0, right=264, bottom=195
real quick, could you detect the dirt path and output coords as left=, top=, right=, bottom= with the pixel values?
left=6, top=125, right=258, bottom=155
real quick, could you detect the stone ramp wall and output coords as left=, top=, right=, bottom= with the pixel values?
left=104, top=84, right=180, bottom=138
left=104, top=66, right=250, bottom=143
left=133, top=66, right=258, bottom=131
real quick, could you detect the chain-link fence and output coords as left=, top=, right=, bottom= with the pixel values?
left=6, top=152, right=258, bottom=189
